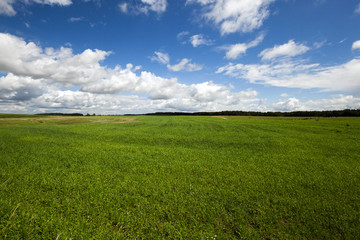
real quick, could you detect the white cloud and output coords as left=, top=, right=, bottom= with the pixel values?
left=352, top=40, right=360, bottom=50
left=33, top=0, right=72, bottom=5
left=0, top=0, right=16, bottom=16
left=167, top=58, right=203, bottom=72
left=259, top=40, right=310, bottom=60
left=120, top=0, right=167, bottom=15
left=81, top=78, right=259, bottom=111
left=313, top=40, right=326, bottom=49
left=3, top=89, right=358, bottom=114
left=1, top=79, right=261, bottom=114
left=185, top=61, right=204, bottom=72
left=151, top=51, right=203, bottom=72
left=216, top=58, right=360, bottom=93
left=0, top=73, right=45, bottom=101
left=118, top=3, right=128, bottom=13
left=189, top=81, right=232, bottom=102
left=190, top=34, right=213, bottom=47
left=355, top=3, right=360, bottom=14
left=151, top=51, right=170, bottom=64
left=29, top=90, right=150, bottom=114
left=140, top=0, right=167, bottom=14
left=280, top=93, right=289, bottom=97
left=272, top=95, right=360, bottom=112
left=14, top=85, right=260, bottom=114
left=224, top=44, right=248, bottom=59
left=303, top=94, right=360, bottom=111
left=177, top=31, right=189, bottom=40
left=222, top=33, right=264, bottom=59
left=186, top=0, right=214, bottom=5
left=0, top=33, right=111, bottom=86
left=81, top=64, right=180, bottom=100
left=273, top=97, right=303, bottom=111
left=0, top=0, right=72, bottom=16
left=339, top=39, right=346, bottom=44
left=187, top=0, right=275, bottom=35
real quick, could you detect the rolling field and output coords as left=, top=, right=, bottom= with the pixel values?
left=0, top=115, right=360, bottom=239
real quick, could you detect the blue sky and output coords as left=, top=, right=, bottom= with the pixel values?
left=0, top=0, right=359, bottom=114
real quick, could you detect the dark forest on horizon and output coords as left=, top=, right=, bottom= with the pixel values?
left=32, top=109, right=360, bottom=117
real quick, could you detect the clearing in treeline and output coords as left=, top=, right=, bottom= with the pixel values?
left=0, top=114, right=359, bottom=239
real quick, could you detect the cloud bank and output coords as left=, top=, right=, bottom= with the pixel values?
left=0, top=33, right=261, bottom=114
left=216, top=59, right=360, bottom=93
left=1, top=33, right=358, bottom=114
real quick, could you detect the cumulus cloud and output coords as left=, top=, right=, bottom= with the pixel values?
left=217, top=39, right=359, bottom=94
left=2, top=80, right=261, bottom=114
left=273, top=97, right=303, bottom=111
left=303, top=94, right=360, bottom=111
left=216, top=58, right=360, bottom=93
left=11, top=86, right=259, bottom=114
left=81, top=64, right=179, bottom=100
left=151, top=51, right=203, bottom=72
left=272, top=95, right=360, bottom=112
left=187, top=0, right=275, bottom=35
left=352, top=40, right=360, bottom=50
left=119, top=0, right=167, bottom=15
left=129, top=81, right=253, bottom=110
left=0, top=73, right=45, bottom=101
left=0, top=33, right=111, bottom=86
left=222, top=33, right=264, bottom=59
left=190, top=34, right=213, bottom=47
left=259, top=40, right=310, bottom=60
left=0, top=0, right=71, bottom=16
left=0, top=32, right=261, bottom=114
left=3, top=89, right=358, bottom=114
left=2, top=32, right=357, bottom=115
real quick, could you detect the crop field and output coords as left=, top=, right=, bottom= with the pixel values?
left=0, top=114, right=360, bottom=239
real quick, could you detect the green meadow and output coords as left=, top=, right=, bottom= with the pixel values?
left=0, top=115, right=359, bottom=239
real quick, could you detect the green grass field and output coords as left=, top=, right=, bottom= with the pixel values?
left=1, top=115, right=359, bottom=239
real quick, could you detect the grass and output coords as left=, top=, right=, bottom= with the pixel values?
left=0, top=115, right=359, bottom=239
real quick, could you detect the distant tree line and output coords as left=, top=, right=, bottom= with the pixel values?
left=36, top=109, right=360, bottom=117
left=145, top=109, right=360, bottom=117
left=36, top=113, right=84, bottom=116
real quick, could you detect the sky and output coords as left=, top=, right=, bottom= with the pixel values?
left=0, top=0, right=360, bottom=114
